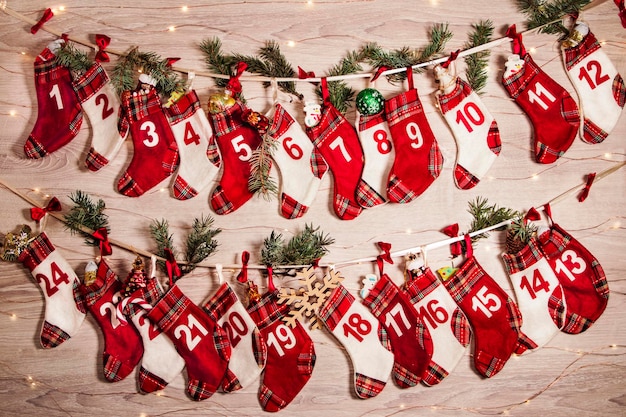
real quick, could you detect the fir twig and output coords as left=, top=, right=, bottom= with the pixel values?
left=248, top=132, right=278, bottom=200
left=111, top=47, right=186, bottom=95
left=318, top=50, right=364, bottom=113
left=64, top=190, right=109, bottom=246
left=199, top=37, right=238, bottom=89
left=183, top=215, right=221, bottom=274
left=55, top=42, right=93, bottom=75
left=463, top=20, right=494, bottom=94
left=150, top=218, right=175, bottom=273
left=261, top=224, right=335, bottom=268
left=261, top=231, right=285, bottom=268
left=467, top=197, right=519, bottom=244
left=515, top=0, right=592, bottom=36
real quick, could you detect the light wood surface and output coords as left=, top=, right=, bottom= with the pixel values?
left=0, top=1, right=625, bottom=416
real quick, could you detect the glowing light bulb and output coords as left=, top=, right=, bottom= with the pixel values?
left=9, top=110, right=16, bottom=116
left=405, top=228, right=412, bottom=234
left=59, top=6, right=66, bottom=11
left=529, top=47, right=537, bottom=54
left=168, top=26, right=176, bottom=32
left=159, top=188, right=166, bottom=192
left=604, top=153, right=612, bottom=159
left=531, top=174, right=539, bottom=180
left=612, top=221, right=621, bottom=230
left=10, top=313, right=17, bottom=321
left=181, top=5, right=188, bottom=12
left=21, top=51, right=26, bottom=55
left=287, top=40, right=296, bottom=47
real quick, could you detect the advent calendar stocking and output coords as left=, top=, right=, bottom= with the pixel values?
left=562, top=21, right=625, bottom=143
left=18, top=232, right=86, bottom=348
left=203, top=277, right=267, bottom=392
left=362, top=272, right=433, bottom=387
left=166, top=90, right=220, bottom=199
left=435, top=58, right=501, bottom=189
left=208, top=101, right=262, bottom=214
left=268, top=103, right=327, bottom=219
left=403, top=266, right=471, bottom=386
left=25, top=40, right=83, bottom=159
left=147, top=285, right=230, bottom=400
left=537, top=204, right=609, bottom=333
left=117, top=76, right=179, bottom=197
left=119, top=258, right=185, bottom=393
left=306, top=79, right=365, bottom=220
left=72, top=61, right=126, bottom=171
left=443, top=237, right=535, bottom=377
left=79, top=258, right=143, bottom=382
left=503, top=26, right=580, bottom=164
left=247, top=289, right=315, bottom=412
left=318, top=284, right=394, bottom=398
left=355, top=104, right=395, bottom=207
left=502, top=236, right=566, bottom=349
left=385, top=69, right=443, bottom=203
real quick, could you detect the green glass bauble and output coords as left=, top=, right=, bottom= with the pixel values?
left=356, top=88, right=384, bottom=116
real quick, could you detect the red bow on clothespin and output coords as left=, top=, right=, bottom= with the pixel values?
left=267, top=266, right=276, bottom=292
left=93, top=227, right=112, bottom=256
left=524, top=207, right=541, bottom=223
left=505, top=24, right=527, bottom=57
left=95, top=34, right=111, bottom=62
left=166, top=57, right=180, bottom=67
left=164, top=248, right=181, bottom=287
left=442, top=223, right=462, bottom=258
left=30, top=197, right=61, bottom=222
left=226, top=61, right=247, bottom=96
left=237, top=251, right=250, bottom=283
left=615, top=0, right=626, bottom=28
left=376, top=241, right=394, bottom=276
left=578, top=172, right=597, bottom=202
left=31, top=8, right=54, bottom=34
left=371, top=66, right=391, bottom=82
left=441, top=49, right=460, bottom=69
left=298, top=66, right=318, bottom=85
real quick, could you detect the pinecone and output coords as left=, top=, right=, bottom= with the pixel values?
left=505, top=228, right=527, bottom=254
left=505, top=214, right=538, bottom=254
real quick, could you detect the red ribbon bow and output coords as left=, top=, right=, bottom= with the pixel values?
left=442, top=223, right=462, bottom=257
left=371, top=66, right=391, bottom=82
left=30, top=197, right=61, bottom=222
left=441, top=49, right=460, bottom=69
left=298, top=66, right=318, bottom=84
left=236, top=251, right=250, bottom=283
left=226, top=61, right=247, bottom=96
left=164, top=248, right=181, bottom=286
left=524, top=207, right=541, bottom=223
left=31, top=8, right=54, bottom=34
left=578, top=172, right=597, bottom=202
left=505, top=24, right=527, bottom=57
left=376, top=241, right=394, bottom=265
left=267, top=266, right=276, bottom=292
left=92, top=227, right=112, bottom=256
left=615, top=0, right=626, bottom=28
left=166, top=57, right=180, bottom=67
left=94, top=34, right=111, bottom=62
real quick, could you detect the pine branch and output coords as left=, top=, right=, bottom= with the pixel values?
left=199, top=37, right=238, bottom=89
left=516, top=0, right=592, bottom=35
left=111, top=47, right=186, bottom=95
left=183, top=215, right=221, bottom=274
left=416, top=23, right=454, bottom=65
left=317, top=49, right=364, bottom=113
left=248, top=132, right=278, bottom=200
left=464, top=20, right=494, bottom=94
left=257, top=40, right=302, bottom=99
left=55, top=42, right=93, bottom=75
left=261, top=224, right=335, bottom=268
left=261, top=230, right=285, bottom=267
left=149, top=218, right=175, bottom=273
left=64, top=190, right=109, bottom=246
left=467, top=197, right=519, bottom=243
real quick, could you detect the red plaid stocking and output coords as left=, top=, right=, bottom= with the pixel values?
left=503, top=27, right=580, bottom=163
left=562, top=22, right=625, bottom=143
left=79, top=259, right=143, bottom=382
left=306, top=79, right=365, bottom=220
left=18, top=232, right=86, bottom=348
left=208, top=102, right=262, bottom=214
left=268, top=103, right=327, bottom=219
left=120, top=268, right=185, bottom=393
left=203, top=281, right=267, bottom=392
left=435, top=64, right=501, bottom=189
left=502, top=236, right=566, bottom=348
left=537, top=204, right=609, bottom=333
left=147, top=285, right=230, bottom=400
left=443, top=237, right=534, bottom=377
left=403, top=266, right=471, bottom=386
left=248, top=289, right=315, bottom=412
left=72, top=62, right=126, bottom=171
left=25, top=40, right=83, bottom=158
left=385, top=69, right=443, bottom=203
left=165, top=90, right=220, bottom=200
left=362, top=273, right=433, bottom=387
left=318, top=284, right=394, bottom=398
left=355, top=107, right=395, bottom=207
left=117, top=83, right=179, bottom=197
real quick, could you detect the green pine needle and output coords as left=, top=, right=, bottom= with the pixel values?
left=248, top=132, right=279, bottom=200
left=516, top=0, right=592, bottom=36
left=183, top=215, right=221, bottom=274
left=150, top=218, right=175, bottom=273
left=467, top=197, right=519, bottom=243
left=55, top=42, right=93, bottom=75
left=199, top=37, right=239, bottom=89
left=64, top=190, right=109, bottom=246
left=261, top=224, right=335, bottom=268
left=464, top=20, right=494, bottom=94
left=111, top=47, right=186, bottom=95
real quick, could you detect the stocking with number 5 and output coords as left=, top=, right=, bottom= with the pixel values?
left=147, top=285, right=231, bottom=401
left=79, top=258, right=143, bottom=382
left=208, top=101, right=262, bottom=214
left=443, top=236, right=535, bottom=378
left=73, top=61, right=127, bottom=171
left=18, top=232, right=86, bottom=348
left=117, top=75, right=179, bottom=197
left=562, top=21, right=625, bottom=143
left=24, top=40, right=83, bottom=159
left=247, top=288, right=315, bottom=412
left=537, top=204, right=609, bottom=334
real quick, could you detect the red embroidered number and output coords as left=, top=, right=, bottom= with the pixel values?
left=578, top=60, right=610, bottom=90
left=519, top=268, right=550, bottom=300
left=455, top=102, right=485, bottom=133
left=282, top=137, right=303, bottom=160
left=373, top=130, right=392, bottom=154
left=342, top=313, right=372, bottom=342
left=417, top=299, right=449, bottom=329
left=183, top=122, right=201, bottom=146
left=35, top=261, right=70, bottom=297
left=222, top=311, right=248, bottom=348
left=95, top=93, right=115, bottom=120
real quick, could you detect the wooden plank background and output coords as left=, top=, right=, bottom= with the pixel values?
left=0, top=1, right=624, bottom=416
